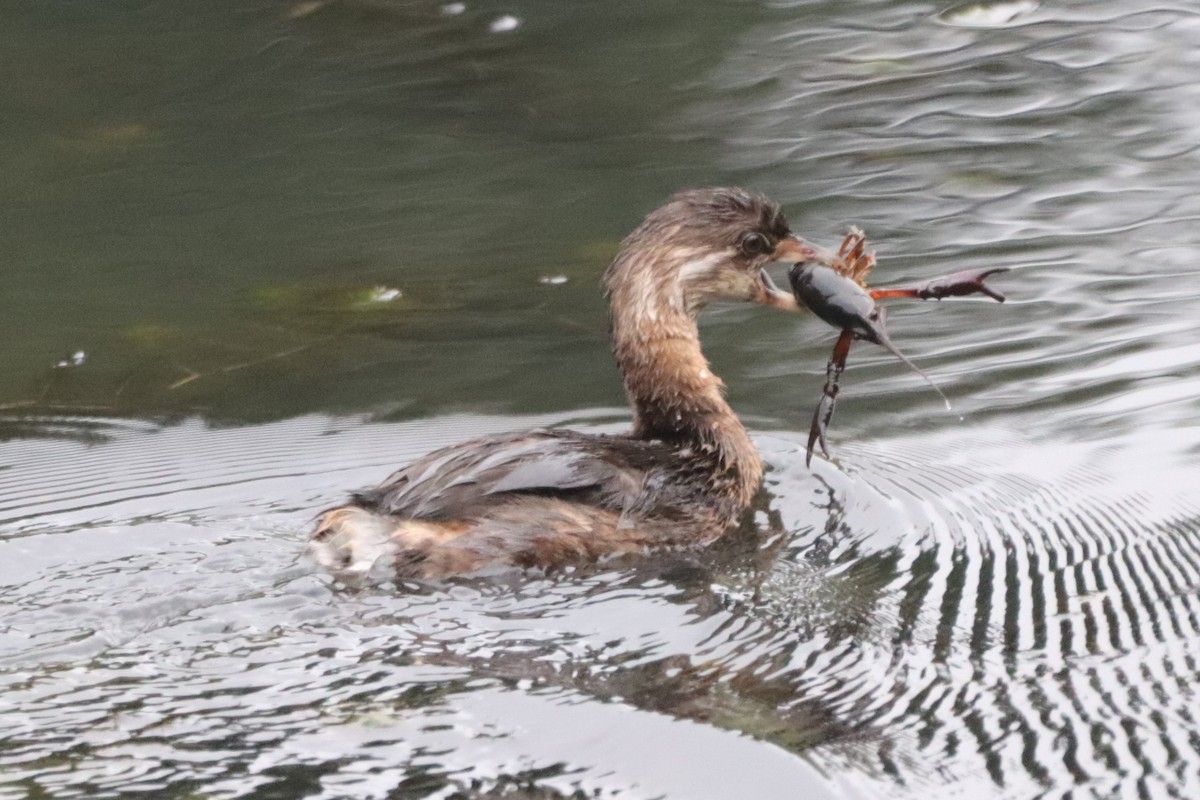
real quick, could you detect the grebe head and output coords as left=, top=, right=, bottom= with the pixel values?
left=604, top=187, right=826, bottom=316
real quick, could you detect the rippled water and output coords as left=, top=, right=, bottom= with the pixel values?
left=4, top=1, right=1200, bottom=798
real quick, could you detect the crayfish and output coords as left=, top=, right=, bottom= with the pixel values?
left=788, top=229, right=1008, bottom=466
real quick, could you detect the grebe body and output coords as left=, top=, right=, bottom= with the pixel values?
left=311, top=187, right=819, bottom=578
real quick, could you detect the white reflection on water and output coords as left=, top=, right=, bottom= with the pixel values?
left=2, top=407, right=1199, bottom=798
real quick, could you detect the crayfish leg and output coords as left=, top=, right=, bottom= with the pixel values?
left=806, top=329, right=855, bottom=467
left=834, top=227, right=876, bottom=286
left=869, top=266, right=1009, bottom=303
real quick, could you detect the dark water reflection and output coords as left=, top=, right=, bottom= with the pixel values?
left=4, top=1, right=1200, bottom=798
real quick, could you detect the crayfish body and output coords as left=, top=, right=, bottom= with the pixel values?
left=787, top=229, right=1008, bottom=467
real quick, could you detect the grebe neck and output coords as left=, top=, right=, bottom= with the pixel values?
left=607, top=274, right=763, bottom=507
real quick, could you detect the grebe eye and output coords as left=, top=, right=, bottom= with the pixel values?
left=739, top=232, right=771, bottom=257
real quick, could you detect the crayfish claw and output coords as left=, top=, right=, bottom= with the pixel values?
left=805, top=392, right=837, bottom=467
left=805, top=329, right=855, bottom=467
left=806, top=407, right=823, bottom=467
left=917, top=266, right=1011, bottom=302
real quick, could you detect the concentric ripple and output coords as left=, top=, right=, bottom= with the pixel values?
left=735, top=428, right=1200, bottom=797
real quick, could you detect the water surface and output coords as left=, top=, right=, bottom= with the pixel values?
left=3, top=1, right=1200, bottom=798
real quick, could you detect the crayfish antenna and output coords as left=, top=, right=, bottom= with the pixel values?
left=874, top=330, right=953, bottom=413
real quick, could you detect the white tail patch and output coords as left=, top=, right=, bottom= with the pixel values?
left=309, top=507, right=398, bottom=573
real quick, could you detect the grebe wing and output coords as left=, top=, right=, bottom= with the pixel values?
left=349, top=429, right=672, bottom=521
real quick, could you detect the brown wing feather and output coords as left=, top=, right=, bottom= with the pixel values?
left=347, top=429, right=680, bottom=522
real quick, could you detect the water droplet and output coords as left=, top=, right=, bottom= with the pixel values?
left=441, top=2, right=466, bottom=15
left=538, top=275, right=568, bottom=285
left=489, top=14, right=520, bottom=33
left=366, top=286, right=402, bottom=303
left=55, top=350, right=87, bottom=369
left=288, top=1, right=327, bottom=19
left=937, top=0, right=1038, bottom=28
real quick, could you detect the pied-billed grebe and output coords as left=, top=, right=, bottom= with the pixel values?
left=310, top=187, right=825, bottom=577
left=310, top=189, right=1010, bottom=578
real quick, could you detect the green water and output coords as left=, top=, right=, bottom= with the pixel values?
left=3, top=0, right=779, bottom=420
